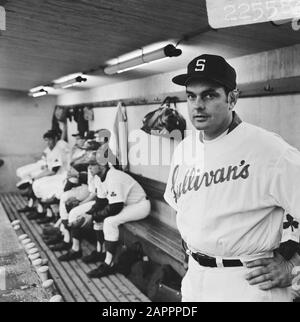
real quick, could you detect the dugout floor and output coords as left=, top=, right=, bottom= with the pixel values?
left=0, top=192, right=150, bottom=302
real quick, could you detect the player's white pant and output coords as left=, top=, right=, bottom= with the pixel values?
left=181, top=255, right=294, bottom=302
left=68, top=201, right=95, bottom=227
left=16, top=160, right=45, bottom=180
left=59, top=185, right=90, bottom=220
left=32, top=173, right=66, bottom=201
left=103, top=198, right=151, bottom=242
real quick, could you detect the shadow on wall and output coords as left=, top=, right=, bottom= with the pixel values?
left=0, top=89, right=56, bottom=193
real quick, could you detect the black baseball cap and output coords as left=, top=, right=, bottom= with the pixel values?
left=43, top=129, right=60, bottom=140
left=172, top=54, right=237, bottom=90
left=72, top=132, right=84, bottom=139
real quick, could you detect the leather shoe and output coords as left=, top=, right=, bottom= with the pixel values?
left=82, top=251, right=106, bottom=264
left=17, top=206, right=34, bottom=213
left=58, top=249, right=82, bottom=262
left=50, top=242, right=71, bottom=251
left=44, top=234, right=63, bottom=246
left=87, top=263, right=116, bottom=278
left=27, top=212, right=45, bottom=220
left=36, top=217, right=55, bottom=225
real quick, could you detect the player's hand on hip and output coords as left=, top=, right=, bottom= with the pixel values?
left=244, top=252, right=294, bottom=290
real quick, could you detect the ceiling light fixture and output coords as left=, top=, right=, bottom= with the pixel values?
left=104, top=44, right=182, bottom=75
left=28, top=88, right=48, bottom=97
left=55, top=75, right=88, bottom=89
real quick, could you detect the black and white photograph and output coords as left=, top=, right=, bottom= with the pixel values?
left=0, top=0, right=300, bottom=306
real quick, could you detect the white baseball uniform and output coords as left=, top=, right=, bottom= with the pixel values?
left=68, top=170, right=97, bottom=226
left=94, top=168, right=151, bottom=242
left=32, top=140, right=70, bottom=200
left=16, top=148, right=50, bottom=184
left=164, top=121, right=300, bottom=302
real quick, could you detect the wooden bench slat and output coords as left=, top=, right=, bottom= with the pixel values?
left=124, top=220, right=185, bottom=263
left=127, top=219, right=182, bottom=251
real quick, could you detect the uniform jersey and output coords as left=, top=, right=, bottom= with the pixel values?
left=71, top=147, right=86, bottom=161
left=164, top=121, right=300, bottom=260
left=94, top=168, right=146, bottom=205
left=46, top=141, right=69, bottom=174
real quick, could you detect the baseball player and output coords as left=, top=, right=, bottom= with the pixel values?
left=17, top=129, right=69, bottom=215
left=49, top=165, right=90, bottom=251
left=50, top=142, right=103, bottom=251
left=86, top=147, right=151, bottom=278
left=16, top=149, right=49, bottom=188
left=164, top=54, right=300, bottom=302
left=16, top=147, right=50, bottom=212
left=58, top=152, right=101, bottom=261
left=30, top=130, right=70, bottom=216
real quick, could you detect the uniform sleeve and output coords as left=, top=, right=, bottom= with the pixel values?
left=50, top=150, right=63, bottom=172
left=164, top=154, right=178, bottom=212
left=269, top=147, right=300, bottom=243
left=106, top=172, right=126, bottom=204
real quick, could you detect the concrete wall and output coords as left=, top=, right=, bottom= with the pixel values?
left=0, top=90, right=56, bottom=192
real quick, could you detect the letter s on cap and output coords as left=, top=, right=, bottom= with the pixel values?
left=195, top=59, right=206, bottom=72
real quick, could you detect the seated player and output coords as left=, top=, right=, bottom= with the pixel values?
left=83, top=148, right=151, bottom=277
left=17, top=129, right=69, bottom=213
left=29, top=130, right=70, bottom=217
left=49, top=165, right=90, bottom=251
left=16, top=149, right=48, bottom=189
left=40, top=139, right=102, bottom=227
left=49, top=140, right=102, bottom=249
left=58, top=153, right=102, bottom=261
left=16, top=150, right=49, bottom=212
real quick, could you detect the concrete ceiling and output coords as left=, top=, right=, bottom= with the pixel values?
left=0, top=0, right=299, bottom=92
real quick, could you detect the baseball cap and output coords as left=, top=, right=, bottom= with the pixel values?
left=72, top=132, right=84, bottom=139
left=43, top=129, right=60, bottom=140
left=172, top=54, right=237, bottom=90
left=82, top=140, right=101, bottom=151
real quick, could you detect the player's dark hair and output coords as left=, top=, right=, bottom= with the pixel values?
left=43, top=129, right=60, bottom=140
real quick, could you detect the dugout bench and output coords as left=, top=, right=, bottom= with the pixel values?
left=121, top=173, right=187, bottom=278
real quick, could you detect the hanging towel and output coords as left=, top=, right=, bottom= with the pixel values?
left=113, top=102, right=128, bottom=171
